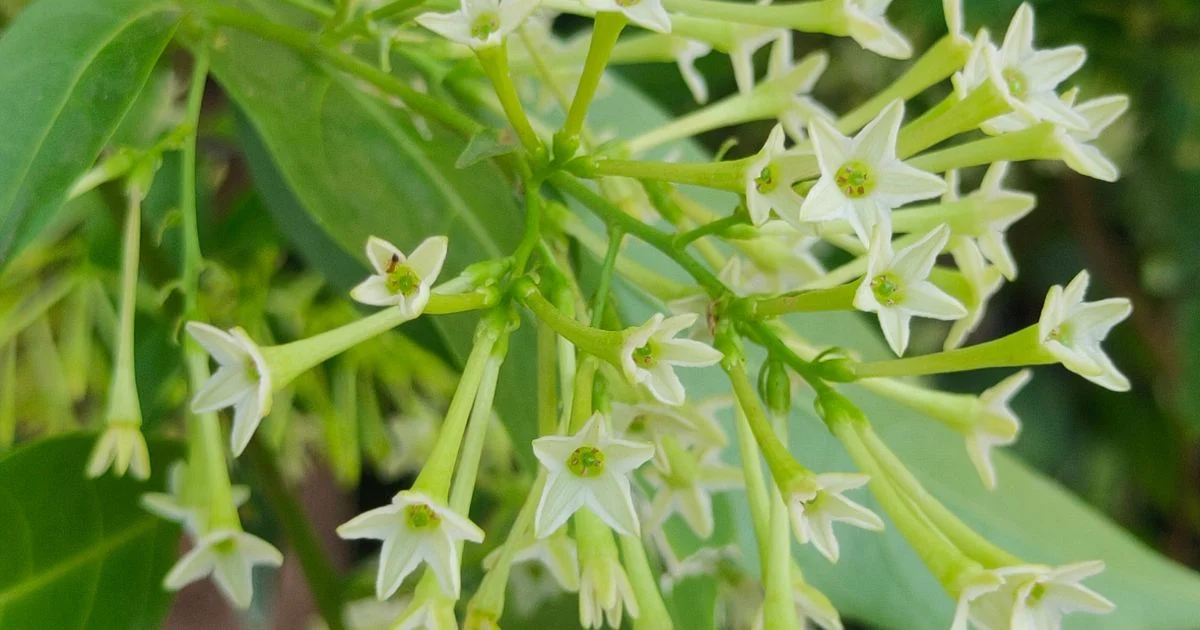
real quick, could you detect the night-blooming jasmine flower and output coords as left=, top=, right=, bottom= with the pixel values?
left=965, top=369, right=1030, bottom=490
left=854, top=225, right=968, bottom=356
left=485, top=531, right=581, bottom=594
left=579, top=552, right=639, bottom=629
left=767, top=49, right=831, bottom=143
left=835, top=0, right=912, bottom=59
left=141, top=461, right=251, bottom=535
left=742, top=221, right=826, bottom=292
left=1054, top=89, right=1130, bottom=183
left=163, top=529, right=284, bottom=609
left=532, top=413, right=655, bottom=537
left=962, top=561, right=1115, bottom=629
left=728, top=15, right=786, bottom=95
left=610, top=397, right=730, bottom=450
left=800, top=101, right=946, bottom=245
left=336, top=490, right=485, bottom=599
left=392, top=597, right=458, bottom=630
left=964, top=3, right=1088, bottom=134
left=415, top=0, right=541, bottom=50
left=745, top=124, right=808, bottom=225
left=619, top=313, right=724, bottom=405
left=788, top=472, right=885, bottom=562
left=950, top=162, right=1035, bottom=281
left=186, top=322, right=272, bottom=456
left=1038, top=270, right=1132, bottom=391
left=582, top=0, right=671, bottom=33
left=350, top=235, right=448, bottom=315
left=645, top=441, right=743, bottom=538
left=944, top=238, right=1005, bottom=350
left=86, top=422, right=150, bottom=481
left=667, top=258, right=745, bottom=342
left=753, top=573, right=844, bottom=630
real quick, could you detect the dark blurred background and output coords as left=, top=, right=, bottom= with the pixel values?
left=617, top=0, right=1200, bottom=570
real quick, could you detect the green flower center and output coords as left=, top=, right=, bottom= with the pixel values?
left=385, top=255, right=421, bottom=296
left=1028, top=582, right=1048, bottom=605
left=470, top=11, right=500, bottom=40
left=627, top=416, right=647, bottom=435
left=567, top=446, right=606, bottom=477
left=406, top=503, right=441, bottom=530
left=214, top=538, right=238, bottom=555
left=1046, top=322, right=1071, bottom=343
left=632, top=342, right=657, bottom=368
left=1002, top=68, right=1028, bottom=100
left=870, top=273, right=903, bottom=307
left=615, top=0, right=640, bottom=6
left=834, top=160, right=876, bottom=198
left=755, top=163, right=780, bottom=194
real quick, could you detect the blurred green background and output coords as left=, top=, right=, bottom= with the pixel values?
left=613, top=0, right=1200, bottom=572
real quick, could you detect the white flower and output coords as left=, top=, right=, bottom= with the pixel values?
left=671, top=37, right=713, bottom=103
left=141, top=461, right=251, bottom=535
left=415, top=0, right=540, bottom=49
left=582, top=0, right=671, bottom=33
left=836, top=0, right=911, bottom=59
left=645, top=443, right=743, bottom=538
left=579, top=551, right=639, bottom=629
left=961, top=561, right=1115, bottom=629
left=788, top=473, right=884, bottom=562
left=800, top=101, right=946, bottom=245
left=483, top=532, right=580, bottom=616
left=741, top=221, right=826, bottom=292
left=163, top=528, right=283, bottom=609
left=336, top=490, right=485, bottom=599
left=1038, top=270, right=1132, bottom=391
left=619, top=312, right=724, bottom=405
left=944, top=237, right=1005, bottom=350
left=86, top=422, right=150, bottom=480
left=965, top=369, right=1030, bottom=490
left=532, top=413, right=655, bottom=537
left=392, top=596, right=458, bottom=630
left=767, top=49, right=831, bottom=143
left=186, top=321, right=272, bottom=456
left=854, top=225, right=968, bottom=356
left=667, top=258, right=745, bottom=342
left=610, top=397, right=730, bottom=450
left=961, top=3, right=1088, bottom=134
left=752, top=572, right=844, bottom=630
left=745, top=125, right=809, bottom=225
left=1054, top=90, right=1129, bottom=183
left=729, top=16, right=786, bottom=95
left=350, top=235, right=448, bottom=315
left=944, top=162, right=1035, bottom=281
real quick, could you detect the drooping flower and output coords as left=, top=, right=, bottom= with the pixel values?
left=619, top=313, right=724, bottom=405
left=944, top=237, right=1005, bottom=350
left=800, top=100, right=946, bottom=245
left=336, top=490, right=485, bottom=599
left=787, top=473, right=885, bottom=562
left=532, top=413, right=655, bottom=537
left=86, top=422, right=150, bottom=481
left=954, top=162, right=1035, bottom=281
left=745, top=124, right=809, bottom=225
left=835, top=0, right=912, bottom=59
left=351, top=236, right=448, bottom=316
left=964, top=369, right=1030, bottom=490
left=960, top=561, right=1115, bottom=629
left=141, top=460, right=251, bottom=535
left=582, top=0, right=671, bottom=33
left=186, top=322, right=273, bottom=456
left=163, top=529, right=284, bottom=609
left=415, top=0, right=541, bottom=50
left=1037, top=270, right=1132, bottom=391
left=645, top=441, right=743, bottom=538
left=853, top=225, right=968, bottom=356
left=1054, top=90, right=1130, bottom=183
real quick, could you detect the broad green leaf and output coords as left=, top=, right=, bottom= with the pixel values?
left=588, top=78, right=1200, bottom=629
left=0, top=0, right=180, bottom=269
left=203, top=2, right=538, bottom=468
left=0, top=434, right=181, bottom=629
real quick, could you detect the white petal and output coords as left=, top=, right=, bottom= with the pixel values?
left=212, top=551, right=254, bottom=609
left=584, top=473, right=641, bottom=536
left=230, top=391, right=267, bottom=456
left=1061, top=140, right=1119, bottom=182
left=622, top=0, right=672, bottom=33
left=876, top=308, right=912, bottom=356
left=848, top=13, right=913, bottom=59
left=645, top=362, right=686, bottom=405
left=848, top=197, right=889, bottom=247
left=809, top=117, right=851, bottom=176
left=658, top=338, right=723, bottom=367
left=892, top=224, right=949, bottom=282
left=351, top=275, right=400, bottom=307
left=185, top=322, right=245, bottom=365
left=1023, top=45, right=1086, bottom=91
left=406, top=235, right=449, bottom=284
left=905, top=282, right=968, bottom=320
left=337, top=505, right=402, bottom=540
left=874, top=163, right=946, bottom=207
left=415, top=10, right=475, bottom=47
left=364, top=235, right=406, bottom=275
left=999, top=3, right=1035, bottom=66
left=164, top=543, right=217, bottom=591
left=852, top=100, right=903, bottom=165
left=798, top=178, right=851, bottom=224
left=377, top=533, right=424, bottom=599
left=535, top=472, right=587, bottom=538
left=421, top=531, right=463, bottom=597
left=677, top=486, right=715, bottom=538
left=191, top=366, right=252, bottom=413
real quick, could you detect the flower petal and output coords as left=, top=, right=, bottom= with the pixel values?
left=876, top=308, right=912, bottom=356
left=874, top=163, right=946, bottom=207
left=852, top=100, right=903, bottom=165
left=658, top=338, right=723, bottom=367
left=808, top=117, right=851, bottom=176
left=377, top=532, right=424, bottom=599
left=584, top=472, right=641, bottom=536
left=191, top=366, right=251, bottom=414
left=351, top=275, right=399, bottom=307
left=186, top=322, right=244, bottom=365
left=904, top=282, right=968, bottom=320
left=798, top=178, right=850, bottom=225
left=1023, top=45, right=1085, bottom=91
left=535, top=472, right=587, bottom=538
left=407, top=235, right=449, bottom=284
left=365, top=235, right=406, bottom=275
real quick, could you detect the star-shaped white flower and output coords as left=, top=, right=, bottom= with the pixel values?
left=752, top=570, right=844, bottom=630
left=741, top=220, right=826, bottom=292
left=141, top=461, right=251, bottom=535
left=961, top=561, right=1115, bottom=629
left=415, top=0, right=541, bottom=49
left=163, top=528, right=283, bottom=609
left=944, top=237, right=1005, bottom=350
left=787, top=473, right=884, bottom=562
left=533, top=413, right=655, bottom=537
left=854, top=225, right=968, bottom=356
left=645, top=442, right=743, bottom=538
left=619, top=313, right=724, bottom=405
left=350, top=235, right=448, bottom=315
left=944, top=162, right=1035, bottom=281
left=1038, top=270, right=1132, bottom=391
left=610, top=397, right=731, bottom=451
left=393, top=596, right=458, bottom=630
left=579, top=550, right=639, bottom=629
left=800, top=101, right=946, bottom=245
left=1054, top=90, right=1129, bottom=183
left=766, top=49, right=831, bottom=143
left=960, top=3, right=1088, bottom=134
left=336, top=490, right=485, bottom=599
left=583, top=0, right=671, bottom=33
left=965, top=369, right=1030, bottom=490
left=837, top=0, right=912, bottom=59
left=186, top=321, right=273, bottom=456
left=745, top=125, right=809, bottom=225
left=86, top=421, right=150, bottom=480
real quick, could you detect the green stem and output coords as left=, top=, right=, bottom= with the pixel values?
left=662, top=0, right=839, bottom=33
left=672, top=213, right=747, bottom=249
left=733, top=404, right=771, bottom=570
left=738, top=283, right=858, bottom=319
left=449, top=336, right=509, bottom=513
left=907, top=123, right=1060, bottom=174
left=587, top=157, right=749, bottom=192
left=245, top=438, right=345, bottom=630
left=515, top=277, right=623, bottom=359
left=476, top=43, right=542, bottom=153
left=619, top=534, right=674, bottom=630
left=558, top=11, right=626, bottom=154
left=512, top=180, right=543, bottom=276
left=723, top=352, right=810, bottom=492
left=851, top=325, right=1052, bottom=379
left=468, top=473, right=546, bottom=620
left=537, top=320, right=558, bottom=437
left=590, top=227, right=624, bottom=327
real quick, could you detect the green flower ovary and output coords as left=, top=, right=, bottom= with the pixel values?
left=632, top=342, right=658, bottom=368
left=385, top=255, right=422, bottom=296
left=870, top=273, right=904, bottom=306
left=1002, top=68, right=1028, bottom=100
left=1027, top=582, right=1048, bottom=605
left=755, top=163, right=780, bottom=194
left=470, top=11, right=500, bottom=41
left=406, top=503, right=441, bottom=530
left=834, top=160, right=876, bottom=198
left=567, top=446, right=606, bottom=477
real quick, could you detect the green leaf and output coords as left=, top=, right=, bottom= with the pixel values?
left=0, top=434, right=182, bottom=629
left=587, top=78, right=1200, bottom=629
left=203, top=2, right=538, bottom=469
left=0, top=0, right=180, bottom=269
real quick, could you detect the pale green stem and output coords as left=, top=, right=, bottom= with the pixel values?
left=763, top=411, right=799, bottom=630
left=907, top=123, right=1060, bottom=174
left=587, top=156, right=751, bottom=192
left=724, top=354, right=811, bottom=499
left=476, top=43, right=542, bottom=153
left=558, top=11, right=627, bottom=154
left=852, top=325, right=1053, bottom=379
left=515, top=278, right=623, bottom=363
left=662, top=0, right=840, bottom=33
left=537, top=320, right=558, bottom=437
left=627, top=92, right=775, bottom=155
left=619, top=534, right=675, bottom=630
left=897, top=80, right=1012, bottom=158
left=737, top=282, right=858, bottom=319
left=468, top=472, right=547, bottom=621
left=449, top=340, right=508, bottom=513
left=733, top=404, right=771, bottom=567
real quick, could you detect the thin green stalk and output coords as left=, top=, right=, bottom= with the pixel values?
left=558, top=11, right=627, bottom=153
left=450, top=337, right=509, bottom=512
left=587, top=157, right=749, bottom=192
left=477, top=43, right=542, bottom=153
left=619, top=534, right=674, bottom=629
left=515, top=278, right=623, bottom=359
left=672, top=213, right=747, bottom=249
left=723, top=352, right=809, bottom=490
left=733, top=404, right=771, bottom=570
left=737, top=283, right=858, bottom=319
left=590, top=228, right=625, bottom=327
left=851, top=325, right=1052, bottom=379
